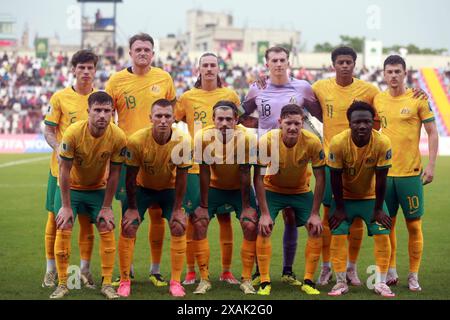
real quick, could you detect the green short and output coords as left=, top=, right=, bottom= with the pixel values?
left=266, top=190, right=313, bottom=227
left=54, top=187, right=105, bottom=223
left=115, top=165, right=127, bottom=202
left=330, top=199, right=391, bottom=236
left=122, top=186, right=175, bottom=224
left=322, top=166, right=332, bottom=207
left=207, top=187, right=257, bottom=219
left=46, top=171, right=57, bottom=212
left=385, top=175, right=424, bottom=219
left=183, top=174, right=235, bottom=215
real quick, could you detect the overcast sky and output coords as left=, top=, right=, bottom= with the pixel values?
left=3, top=0, right=450, bottom=52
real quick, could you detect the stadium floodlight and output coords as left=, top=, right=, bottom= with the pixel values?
left=77, top=0, right=122, bottom=57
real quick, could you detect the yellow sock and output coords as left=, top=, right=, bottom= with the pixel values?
left=322, top=207, right=331, bottom=264
left=78, top=214, right=94, bottom=262
left=406, top=219, right=423, bottom=273
left=330, top=235, right=347, bottom=273
left=348, top=217, right=364, bottom=264
left=304, top=236, right=323, bottom=280
left=256, top=235, right=272, bottom=283
left=171, top=235, right=187, bottom=282
left=241, top=239, right=256, bottom=281
left=99, top=231, right=116, bottom=285
left=185, top=218, right=195, bottom=271
left=149, top=207, right=165, bottom=266
left=45, top=212, right=56, bottom=260
left=118, top=234, right=135, bottom=281
left=218, top=217, right=233, bottom=271
left=55, top=229, right=72, bottom=285
left=389, top=216, right=397, bottom=269
left=374, top=234, right=391, bottom=274
left=195, top=238, right=210, bottom=280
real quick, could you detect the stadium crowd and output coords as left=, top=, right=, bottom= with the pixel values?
left=0, top=50, right=444, bottom=134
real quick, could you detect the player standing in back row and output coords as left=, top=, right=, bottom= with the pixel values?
left=374, top=55, right=438, bottom=291
left=106, top=33, right=176, bottom=286
left=43, top=50, right=98, bottom=289
left=240, top=46, right=321, bottom=288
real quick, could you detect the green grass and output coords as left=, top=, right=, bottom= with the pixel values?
left=0, top=153, right=449, bottom=300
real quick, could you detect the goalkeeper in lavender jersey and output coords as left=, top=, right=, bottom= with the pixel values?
left=239, top=46, right=322, bottom=287
left=242, top=76, right=319, bottom=137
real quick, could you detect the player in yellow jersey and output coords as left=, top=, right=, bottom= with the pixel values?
left=49, top=92, right=126, bottom=300
left=327, top=101, right=394, bottom=297
left=311, top=47, right=427, bottom=286
left=374, top=55, right=439, bottom=291
left=254, top=104, right=325, bottom=296
left=310, top=47, right=380, bottom=286
left=106, top=33, right=176, bottom=286
left=175, top=52, right=241, bottom=286
left=116, top=99, right=192, bottom=297
left=191, top=101, right=259, bottom=295
left=242, top=46, right=321, bottom=288
left=42, top=50, right=98, bottom=289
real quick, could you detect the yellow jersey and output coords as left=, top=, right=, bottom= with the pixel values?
left=125, top=126, right=192, bottom=190
left=175, top=86, right=241, bottom=174
left=327, top=129, right=392, bottom=200
left=194, top=125, right=257, bottom=190
left=312, top=77, right=379, bottom=154
left=105, top=67, right=176, bottom=137
left=259, top=129, right=326, bottom=194
left=374, top=89, right=435, bottom=177
left=59, top=120, right=127, bottom=191
left=44, top=86, right=95, bottom=176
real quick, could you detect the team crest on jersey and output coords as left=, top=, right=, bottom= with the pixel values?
left=151, top=85, right=161, bottom=94
left=143, top=163, right=155, bottom=175
left=400, top=107, right=411, bottom=115
left=319, top=150, right=325, bottom=160
left=386, top=149, right=392, bottom=160
left=126, top=150, right=132, bottom=160
left=329, top=153, right=335, bottom=162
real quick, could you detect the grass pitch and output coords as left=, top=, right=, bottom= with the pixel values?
left=0, top=153, right=449, bottom=300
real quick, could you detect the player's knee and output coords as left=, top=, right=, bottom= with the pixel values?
left=121, top=224, right=138, bottom=238
left=241, top=220, right=257, bottom=240
left=192, top=217, right=209, bottom=239
left=170, top=220, right=186, bottom=237
left=282, top=208, right=296, bottom=225
left=57, top=225, right=73, bottom=232
left=193, top=222, right=208, bottom=239
left=97, top=222, right=113, bottom=233
left=406, top=218, right=422, bottom=235
left=149, top=208, right=164, bottom=224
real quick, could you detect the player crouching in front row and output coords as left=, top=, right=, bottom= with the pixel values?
left=191, top=101, right=259, bottom=295
left=254, top=104, right=326, bottom=296
left=327, top=101, right=395, bottom=297
left=117, top=99, right=192, bottom=298
left=50, top=91, right=127, bottom=299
